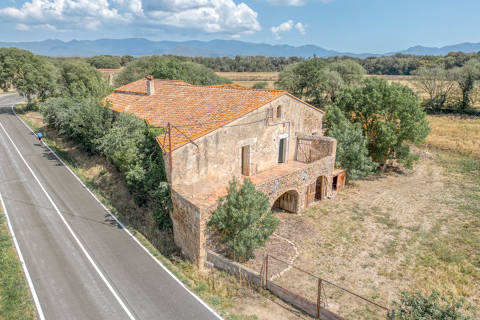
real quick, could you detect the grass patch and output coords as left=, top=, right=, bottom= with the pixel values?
left=0, top=208, right=37, bottom=320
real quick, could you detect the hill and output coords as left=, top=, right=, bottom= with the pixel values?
left=1, top=38, right=480, bottom=58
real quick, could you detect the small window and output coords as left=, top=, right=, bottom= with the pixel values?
left=312, top=131, right=317, bottom=136
left=276, top=106, right=282, bottom=118
left=241, top=145, right=250, bottom=175
left=278, top=138, right=287, bottom=163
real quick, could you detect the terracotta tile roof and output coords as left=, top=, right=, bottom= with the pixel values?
left=105, top=78, right=316, bottom=151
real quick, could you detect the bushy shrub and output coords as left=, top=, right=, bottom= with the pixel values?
left=392, top=291, right=475, bottom=320
left=208, top=178, right=279, bottom=260
left=41, top=98, right=171, bottom=229
left=41, top=97, right=114, bottom=154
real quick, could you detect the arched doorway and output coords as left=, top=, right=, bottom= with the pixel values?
left=272, top=190, right=299, bottom=213
left=315, top=176, right=327, bottom=200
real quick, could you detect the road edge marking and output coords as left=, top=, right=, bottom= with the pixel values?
left=0, top=191, right=46, bottom=320
left=0, top=118, right=137, bottom=320
left=11, top=104, right=224, bottom=319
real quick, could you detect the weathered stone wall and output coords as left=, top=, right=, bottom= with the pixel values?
left=170, top=190, right=206, bottom=264
left=256, top=155, right=336, bottom=212
left=170, top=95, right=324, bottom=193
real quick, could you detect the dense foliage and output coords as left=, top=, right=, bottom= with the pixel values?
left=393, top=291, right=475, bottom=320
left=324, top=105, right=375, bottom=180
left=335, top=78, right=430, bottom=165
left=189, top=55, right=305, bottom=72
left=86, top=55, right=122, bottom=69
left=42, top=97, right=114, bottom=154
left=208, top=178, right=279, bottom=260
left=0, top=48, right=58, bottom=102
left=58, top=60, right=112, bottom=98
left=183, top=52, right=480, bottom=75
left=115, top=55, right=230, bottom=87
left=41, top=98, right=171, bottom=229
left=276, top=58, right=365, bottom=106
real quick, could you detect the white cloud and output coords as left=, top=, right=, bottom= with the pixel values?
left=0, top=0, right=260, bottom=35
left=267, top=0, right=332, bottom=6
left=295, top=22, right=305, bottom=35
left=270, top=20, right=306, bottom=39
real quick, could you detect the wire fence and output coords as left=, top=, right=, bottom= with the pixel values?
left=261, top=255, right=392, bottom=320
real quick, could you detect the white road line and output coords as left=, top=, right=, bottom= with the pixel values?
left=0, top=121, right=137, bottom=320
left=11, top=105, right=224, bottom=320
left=0, top=191, right=46, bottom=320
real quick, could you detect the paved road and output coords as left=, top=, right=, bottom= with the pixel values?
left=0, top=94, right=221, bottom=320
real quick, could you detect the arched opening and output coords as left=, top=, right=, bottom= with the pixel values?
left=272, top=190, right=299, bottom=213
left=315, top=176, right=327, bottom=200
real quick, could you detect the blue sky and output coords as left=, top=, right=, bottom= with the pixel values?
left=0, top=0, right=478, bottom=53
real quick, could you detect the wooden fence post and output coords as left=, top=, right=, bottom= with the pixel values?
left=317, top=279, right=322, bottom=319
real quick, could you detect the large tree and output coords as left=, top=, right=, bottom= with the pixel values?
left=335, top=77, right=430, bottom=165
left=324, top=105, right=375, bottom=180
left=208, top=178, right=279, bottom=260
left=0, top=48, right=58, bottom=102
left=276, top=58, right=328, bottom=105
left=58, top=60, right=112, bottom=98
left=414, top=66, right=456, bottom=111
left=452, top=59, right=480, bottom=110
left=328, top=60, right=365, bottom=86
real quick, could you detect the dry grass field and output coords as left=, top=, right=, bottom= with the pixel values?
left=426, top=115, right=480, bottom=157
left=243, top=115, right=480, bottom=319
left=217, top=72, right=279, bottom=89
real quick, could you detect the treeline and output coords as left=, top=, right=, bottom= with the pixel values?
left=67, top=51, right=480, bottom=76
left=189, top=52, right=480, bottom=75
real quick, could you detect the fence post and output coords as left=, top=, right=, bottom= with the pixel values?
left=316, top=279, right=322, bottom=319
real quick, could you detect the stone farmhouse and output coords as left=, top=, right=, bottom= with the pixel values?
left=106, top=77, right=343, bottom=267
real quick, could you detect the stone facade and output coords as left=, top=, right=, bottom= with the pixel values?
left=166, top=95, right=337, bottom=268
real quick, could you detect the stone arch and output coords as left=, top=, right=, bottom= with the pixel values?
left=272, top=189, right=299, bottom=213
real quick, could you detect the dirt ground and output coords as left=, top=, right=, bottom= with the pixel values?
left=243, top=145, right=480, bottom=318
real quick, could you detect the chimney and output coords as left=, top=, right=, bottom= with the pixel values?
left=146, top=75, right=155, bottom=95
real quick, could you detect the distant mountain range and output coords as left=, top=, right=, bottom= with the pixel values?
left=1, top=38, right=479, bottom=58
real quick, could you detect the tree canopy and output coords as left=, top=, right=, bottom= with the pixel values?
left=115, top=56, right=230, bottom=87
left=58, top=60, right=112, bottom=98
left=276, top=58, right=365, bottom=106
left=324, top=105, right=375, bottom=180
left=86, top=55, right=122, bottom=69
left=334, top=77, right=430, bottom=164
left=0, top=48, right=58, bottom=102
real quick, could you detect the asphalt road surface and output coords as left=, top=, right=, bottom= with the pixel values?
left=0, top=94, right=221, bottom=320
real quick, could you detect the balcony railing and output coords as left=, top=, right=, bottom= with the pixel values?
left=295, top=135, right=336, bottom=164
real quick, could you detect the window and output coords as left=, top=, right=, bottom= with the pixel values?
left=276, top=106, right=282, bottom=119
left=241, top=145, right=250, bottom=175
left=278, top=137, right=287, bottom=163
